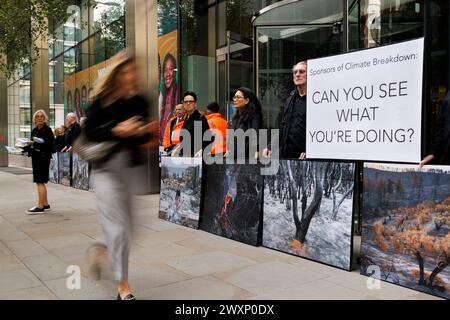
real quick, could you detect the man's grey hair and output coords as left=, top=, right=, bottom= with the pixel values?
left=292, top=61, right=307, bottom=72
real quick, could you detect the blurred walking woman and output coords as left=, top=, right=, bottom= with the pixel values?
left=84, top=52, right=152, bottom=300
left=231, top=87, right=263, bottom=159
left=27, top=110, right=55, bottom=214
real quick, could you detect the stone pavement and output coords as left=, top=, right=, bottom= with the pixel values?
left=0, top=168, right=442, bottom=300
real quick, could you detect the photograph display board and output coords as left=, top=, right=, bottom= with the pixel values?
left=72, top=153, right=89, bottom=190
left=361, top=163, right=450, bottom=299
left=159, top=157, right=202, bottom=229
left=200, top=164, right=264, bottom=246
left=263, top=160, right=356, bottom=270
left=307, top=38, right=424, bottom=162
left=58, top=152, right=71, bottom=187
left=49, top=153, right=59, bottom=184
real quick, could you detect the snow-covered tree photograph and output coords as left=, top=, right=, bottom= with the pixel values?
left=361, top=163, right=450, bottom=299
left=72, top=154, right=89, bottom=190
left=263, top=160, right=356, bottom=270
left=200, top=164, right=264, bottom=246
left=159, top=157, right=202, bottom=229
left=58, top=152, right=71, bottom=187
left=49, top=153, right=59, bottom=184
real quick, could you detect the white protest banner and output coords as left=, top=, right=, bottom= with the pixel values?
left=306, top=38, right=424, bottom=163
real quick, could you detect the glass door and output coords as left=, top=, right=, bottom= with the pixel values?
left=257, top=25, right=343, bottom=129
left=253, top=0, right=344, bottom=129
left=216, top=31, right=253, bottom=123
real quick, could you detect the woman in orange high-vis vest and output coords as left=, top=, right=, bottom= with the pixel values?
left=205, top=102, right=227, bottom=156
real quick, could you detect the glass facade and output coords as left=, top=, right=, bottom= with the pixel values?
left=7, top=67, right=32, bottom=147
left=4, top=0, right=449, bottom=162
left=179, top=0, right=285, bottom=116
left=49, top=0, right=125, bottom=125
left=7, top=0, right=125, bottom=149
left=347, top=0, right=448, bottom=155
left=177, top=0, right=450, bottom=158
left=256, top=0, right=344, bottom=129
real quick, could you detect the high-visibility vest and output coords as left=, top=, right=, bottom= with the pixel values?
left=171, top=118, right=184, bottom=146
left=163, top=115, right=185, bottom=149
left=205, top=113, right=227, bottom=155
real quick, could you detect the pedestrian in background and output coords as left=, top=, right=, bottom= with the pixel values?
left=61, top=112, right=81, bottom=152
left=54, top=126, right=66, bottom=152
left=26, top=110, right=55, bottom=214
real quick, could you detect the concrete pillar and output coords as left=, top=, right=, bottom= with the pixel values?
left=31, top=17, right=50, bottom=117
left=0, top=55, right=8, bottom=166
left=126, top=0, right=160, bottom=193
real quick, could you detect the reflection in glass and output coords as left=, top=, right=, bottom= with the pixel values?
left=92, top=0, right=125, bottom=32
left=349, top=0, right=424, bottom=50
left=258, top=26, right=342, bottom=129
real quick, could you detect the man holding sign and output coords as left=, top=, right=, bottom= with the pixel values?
left=263, top=61, right=308, bottom=159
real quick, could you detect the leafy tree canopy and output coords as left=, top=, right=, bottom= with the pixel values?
left=0, top=0, right=77, bottom=78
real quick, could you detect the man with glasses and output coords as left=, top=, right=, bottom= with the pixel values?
left=264, top=61, right=308, bottom=159
left=175, top=91, right=210, bottom=157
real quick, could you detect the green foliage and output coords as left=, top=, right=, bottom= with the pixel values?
left=92, top=0, right=125, bottom=61
left=158, top=0, right=178, bottom=36
left=0, top=0, right=73, bottom=78
left=92, top=0, right=124, bottom=31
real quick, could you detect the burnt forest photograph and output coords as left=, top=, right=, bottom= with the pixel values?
left=263, top=160, right=356, bottom=270
left=58, top=152, right=71, bottom=187
left=159, top=157, right=202, bottom=229
left=200, top=164, right=264, bottom=246
left=361, top=163, right=450, bottom=299
left=72, top=154, right=89, bottom=190
left=49, top=153, right=59, bottom=184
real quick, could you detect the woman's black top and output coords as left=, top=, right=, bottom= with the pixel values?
left=84, top=94, right=151, bottom=166
left=231, top=104, right=263, bottom=159
left=28, top=123, right=55, bottom=183
left=30, top=123, right=55, bottom=159
left=55, top=135, right=66, bottom=152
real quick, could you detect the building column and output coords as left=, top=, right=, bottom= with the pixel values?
left=31, top=17, right=50, bottom=117
left=0, top=55, right=8, bottom=166
left=126, top=0, right=160, bottom=193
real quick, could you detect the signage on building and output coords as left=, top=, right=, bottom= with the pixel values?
left=306, top=38, right=424, bottom=163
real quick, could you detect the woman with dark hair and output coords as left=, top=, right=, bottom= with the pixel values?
left=230, top=87, right=263, bottom=160
left=84, top=51, right=154, bottom=300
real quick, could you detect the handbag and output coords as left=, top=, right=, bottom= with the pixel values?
left=72, top=131, right=118, bottom=163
